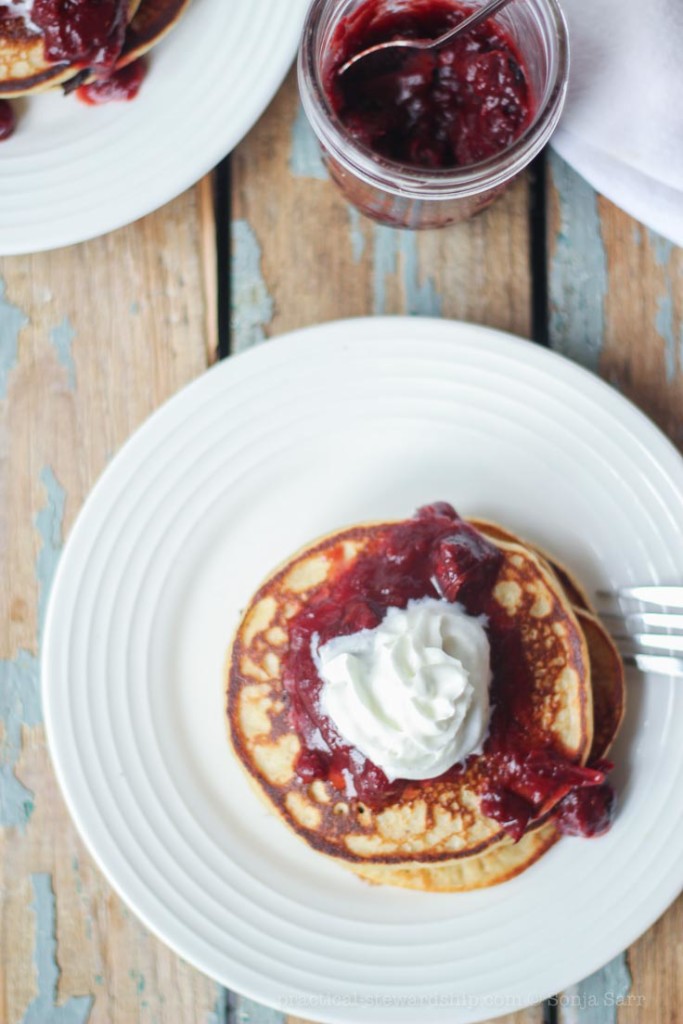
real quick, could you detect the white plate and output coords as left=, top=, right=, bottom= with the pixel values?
left=0, top=0, right=309, bottom=255
left=43, top=318, right=683, bottom=1024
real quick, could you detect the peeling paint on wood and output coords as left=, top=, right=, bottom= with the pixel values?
left=231, top=220, right=275, bottom=351
left=35, top=466, right=66, bottom=641
left=128, top=969, right=145, bottom=994
left=582, top=185, right=683, bottom=440
left=0, top=466, right=64, bottom=829
left=0, top=275, right=29, bottom=399
left=207, top=987, right=229, bottom=1024
left=49, top=317, right=77, bottom=391
left=230, top=994, right=285, bottom=1024
left=21, top=873, right=93, bottom=1024
left=655, top=289, right=676, bottom=381
left=348, top=207, right=366, bottom=264
left=644, top=229, right=680, bottom=382
left=0, top=651, right=39, bottom=828
left=289, top=103, right=328, bottom=181
left=372, top=226, right=442, bottom=317
left=557, top=955, right=632, bottom=1024
left=548, top=152, right=607, bottom=371
left=647, top=230, right=674, bottom=268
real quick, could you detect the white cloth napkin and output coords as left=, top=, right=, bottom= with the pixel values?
left=553, top=126, right=683, bottom=248
left=552, top=0, right=683, bottom=243
left=557, top=0, right=683, bottom=191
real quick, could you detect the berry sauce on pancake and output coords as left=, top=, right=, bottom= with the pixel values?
left=29, top=0, right=128, bottom=70
left=284, top=503, right=614, bottom=839
left=76, top=56, right=145, bottom=103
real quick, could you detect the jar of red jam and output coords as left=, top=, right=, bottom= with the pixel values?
left=298, top=0, right=569, bottom=228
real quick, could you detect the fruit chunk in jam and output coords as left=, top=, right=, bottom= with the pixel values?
left=481, top=750, right=615, bottom=841
left=283, top=502, right=616, bottom=839
left=76, top=59, right=146, bottom=105
left=432, top=522, right=502, bottom=602
left=325, top=0, right=532, bottom=169
left=554, top=781, right=615, bottom=837
left=30, top=0, right=129, bottom=71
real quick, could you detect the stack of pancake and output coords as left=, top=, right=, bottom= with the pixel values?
left=0, top=0, right=190, bottom=100
left=227, top=514, right=625, bottom=892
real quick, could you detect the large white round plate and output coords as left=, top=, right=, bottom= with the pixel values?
left=0, top=0, right=309, bottom=255
left=43, top=318, right=683, bottom=1023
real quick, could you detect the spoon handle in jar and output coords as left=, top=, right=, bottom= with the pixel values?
left=431, top=0, right=516, bottom=49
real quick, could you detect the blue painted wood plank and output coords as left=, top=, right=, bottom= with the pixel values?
left=289, top=101, right=328, bottom=181
left=548, top=152, right=608, bottom=372
left=552, top=956, right=633, bottom=1024
left=371, top=226, right=442, bottom=317
left=48, top=317, right=77, bottom=391
left=21, top=874, right=93, bottom=1024
left=231, top=219, right=275, bottom=353
left=207, top=987, right=230, bottom=1024
left=647, top=229, right=680, bottom=384
left=230, top=994, right=287, bottom=1024
left=0, top=274, right=28, bottom=398
left=0, top=466, right=65, bottom=830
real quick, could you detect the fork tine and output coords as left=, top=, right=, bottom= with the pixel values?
left=613, top=633, right=683, bottom=655
left=597, top=586, right=683, bottom=676
left=621, top=653, right=683, bottom=678
left=597, top=586, right=683, bottom=609
left=599, top=611, right=683, bottom=631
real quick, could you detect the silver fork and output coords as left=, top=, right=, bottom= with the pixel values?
left=597, top=586, right=683, bottom=677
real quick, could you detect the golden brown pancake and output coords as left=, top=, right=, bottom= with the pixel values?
left=471, top=518, right=593, bottom=612
left=353, top=821, right=560, bottom=892
left=0, top=15, right=71, bottom=96
left=577, top=610, right=626, bottom=762
left=118, top=0, right=191, bottom=67
left=0, top=0, right=141, bottom=97
left=227, top=519, right=594, bottom=873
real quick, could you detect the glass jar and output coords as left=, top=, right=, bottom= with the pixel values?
left=298, top=0, right=569, bottom=229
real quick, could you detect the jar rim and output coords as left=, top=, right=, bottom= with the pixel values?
left=298, top=0, right=570, bottom=200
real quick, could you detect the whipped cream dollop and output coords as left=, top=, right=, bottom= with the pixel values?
left=315, top=597, right=491, bottom=782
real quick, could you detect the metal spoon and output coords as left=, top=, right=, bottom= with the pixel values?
left=338, top=0, right=517, bottom=78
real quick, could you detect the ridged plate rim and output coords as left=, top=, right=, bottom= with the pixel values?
left=0, top=0, right=309, bottom=254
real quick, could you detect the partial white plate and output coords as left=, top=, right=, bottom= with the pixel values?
left=43, top=318, right=683, bottom=1024
left=0, top=0, right=309, bottom=254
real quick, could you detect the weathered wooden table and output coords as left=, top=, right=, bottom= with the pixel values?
left=2, top=70, right=682, bottom=1024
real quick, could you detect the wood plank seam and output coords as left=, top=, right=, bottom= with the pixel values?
left=214, top=157, right=233, bottom=362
